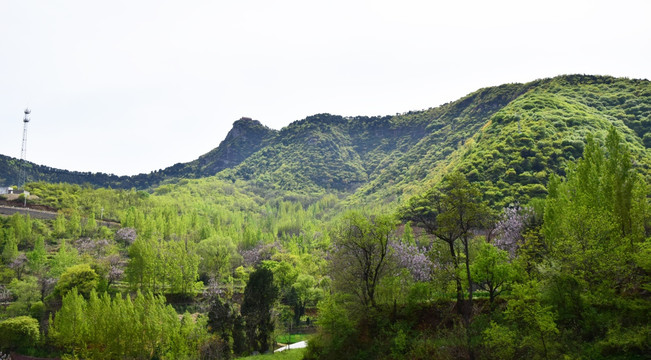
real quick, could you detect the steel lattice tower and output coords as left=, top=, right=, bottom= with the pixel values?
left=20, top=108, right=30, bottom=188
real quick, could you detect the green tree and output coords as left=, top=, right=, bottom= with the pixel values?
left=164, top=238, right=200, bottom=295
left=6, top=276, right=40, bottom=317
left=330, top=211, right=395, bottom=308
left=27, top=235, right=47, bottom=272
left=53, top=212, right=67, bottom=238
left=50, top=289, right=190, bottom=359
left=197, top=236, right=236, bottom=280
left=401, top=172, right=490, bottom=359
left=55, top=263, right=99, bottom=298
left=67, top=211, right=82, bottom=238
left=207, top=291, right=237, bottom=358
left=49, top=288, right=87, bottom=353
left=401, top=172, right=490, bottom=316
left=83, top=212, right=98, bottom=236
left=503, top=281, right=559, bottom=359
left=48, top=239, right=80, bottom=278
left=125, top=237, right=156, bottom=291
left=9, top=213, right=33, bottom=247
left=539, top=129, right=650, bottom=357
left=1, top=228, right=18, bottom=264
left=289, top=274, right=322, bottom=325
left=470, top=241, right=516, bottom=306
left=0, top=316, right=40, bottom=352
left=241, top=267, right=279, bottom=354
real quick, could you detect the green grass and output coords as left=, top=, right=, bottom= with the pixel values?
left=236, top=348, right=306, bottom=360
left=276, top=333, right=311, bottom=344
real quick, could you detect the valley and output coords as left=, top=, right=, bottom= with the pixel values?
left=0, top=74, right=649, bottom=359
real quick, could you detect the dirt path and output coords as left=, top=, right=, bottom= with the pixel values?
left=0, top=205, right=120, bottom=227
left=0, top=205, right=58, bottom=220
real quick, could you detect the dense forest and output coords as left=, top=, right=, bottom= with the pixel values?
left=0, top=75, right=649, bottom=359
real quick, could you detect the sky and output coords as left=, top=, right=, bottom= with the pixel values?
left=1, top=0, right=650, bottom=176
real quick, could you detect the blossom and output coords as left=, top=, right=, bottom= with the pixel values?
left=493, top=203, right=534, bottom=258
left=390, top=241, right=432, bottom=282
left=115, top=227, right=137, bottom=245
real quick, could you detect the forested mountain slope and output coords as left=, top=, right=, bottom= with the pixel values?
left=1, top=74, right=650, bottom=360
left=0, top=117, right=276, bottom=189
left=1, top=75, right=649, bottom=209
left=350, top=75, right=651, bottom=207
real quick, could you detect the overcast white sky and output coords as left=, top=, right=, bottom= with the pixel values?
left=1, top=0, right=650, bottom=176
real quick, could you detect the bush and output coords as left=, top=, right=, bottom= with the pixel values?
left=55, top=263, right=98, bottom=298
left=0, top=316, right=40, bottom=352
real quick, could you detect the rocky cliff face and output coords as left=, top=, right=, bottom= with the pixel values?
left=194, top=117, right=277, bottom=176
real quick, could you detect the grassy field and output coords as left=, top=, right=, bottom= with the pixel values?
left=275, top=333, right=311, bottom=344
left=236, top=348, right=306, bottom=360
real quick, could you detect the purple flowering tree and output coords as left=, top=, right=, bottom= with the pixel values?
left=8, top=253, right=28, bottom=280
left=115, top=227, right=137, bottom=246
left=493, top=203, right=534, bottom=258
left=240, top=242, right=280, bottom=267
left=106, top=254, right=124, bottom=287
left=390, top=241, right=432, bottom=282
left=0, top=285, right=11, bottom=309
left=75, top=238, right=112, bottom=257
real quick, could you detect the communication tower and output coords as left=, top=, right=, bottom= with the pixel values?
left=20, top=108, right=30, bottom=188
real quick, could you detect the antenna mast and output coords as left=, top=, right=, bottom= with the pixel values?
left=20, top=108, right=31, bottom=188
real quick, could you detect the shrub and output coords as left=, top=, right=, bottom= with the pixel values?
left=0, top=316, right=40, bottom=352
left=55, top=263, right=98, bottom=298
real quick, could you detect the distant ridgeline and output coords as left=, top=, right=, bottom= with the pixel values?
left=1, top=75, right=649, bottom=208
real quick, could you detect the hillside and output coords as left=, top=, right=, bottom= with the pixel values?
left=0, top=117, right=276, bottom=190
left=1, top=74, right=650, bottom=360
left=351, top=75, right=651, bottom=207
left=1, top=75, right=649, bottom=208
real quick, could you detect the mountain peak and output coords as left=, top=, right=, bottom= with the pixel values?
left=191, top=117, right=275, bottom=176
left=225, top=117, right=269, bottom=142
left=232, top=116, right=263, bottom=128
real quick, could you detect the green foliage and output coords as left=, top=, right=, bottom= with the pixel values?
left=54, top=263, right=99, bottom=298
left=502, top=281, right=559, bottom=359
left=401, top=171, right=491, bottom=320
left=470, top=241, right=516, bottom=305
left=543, top=128, right=647, bottom=291
left=330, top=211, right=395, bottom=308
left=6, top=276, right=40, bottom=317
left=53, top=212, right=66, bottom=238
left=1, top=74, right=650, bottom=360
left=0, top=315, right=40, bottom=352
left=1, top=228, right=18, bottom=264
left=237, top=348, right=306, bottom=360
left=50, top=288, right=208, bottom=360
left=306, top=294, right=355, bottom=359
left=26, top=235, right=47, bottom=272
left=242, top=267, right=279, bottom=354
left=48, top=239, right=80, bottom=278
left=125, top=235, right=201, bottom=295
left=197, top=236, right=236, bottom=280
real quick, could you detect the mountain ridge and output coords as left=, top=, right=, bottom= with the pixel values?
left=1, top=74, right=648, bottom=208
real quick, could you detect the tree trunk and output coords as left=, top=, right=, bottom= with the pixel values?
left=448, top=240, right=463, bottom=315
left=463, top=236, right=475, bottom=360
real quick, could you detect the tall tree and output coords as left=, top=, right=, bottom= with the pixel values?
left=401, top=172, right=490, bottom=315
left=401, top=172, right=489, bottom=360
left=241, top=267, right=279, bottom=354
left=330, top=211, right=395, bottom=308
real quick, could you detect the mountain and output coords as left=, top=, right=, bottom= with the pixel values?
left=350, top=75, right=651, bottom=206
left=0, top=117, right=276, bottom=189
left=1, top=75, right=649, bottom=207
left=222, top=75, right=650, bottom=207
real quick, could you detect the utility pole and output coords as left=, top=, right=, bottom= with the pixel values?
left=20, top=108, right=31, bottom=189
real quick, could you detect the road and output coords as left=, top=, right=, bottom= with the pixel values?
left=0, top=205, right=58, bottom=220
left=0, top=205, right=120, bottom=227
